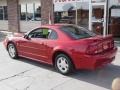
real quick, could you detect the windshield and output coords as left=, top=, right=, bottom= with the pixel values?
left=61, top=25, right=96, bottom=40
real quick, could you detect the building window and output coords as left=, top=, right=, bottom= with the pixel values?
left=20, top=3, right=41, bottom=21
left=54, top=2, right=89, bottom=28
left=0, top=6, right=8, bottom=20
left=34, top=4, right=41, bottom=21
left=20, top=4, right=26, bottom=20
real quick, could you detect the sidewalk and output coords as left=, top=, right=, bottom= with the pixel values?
left=0, top=31, right=13, bottom=36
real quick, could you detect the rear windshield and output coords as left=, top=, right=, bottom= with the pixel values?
left=61, top=25, right=96, bottom=40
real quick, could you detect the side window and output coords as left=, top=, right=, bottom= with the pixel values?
left=28, top=28, right=43, bottom=38
left=48, top=30, right=58, bottom=40
left=28, top=28, right=51, bottom=39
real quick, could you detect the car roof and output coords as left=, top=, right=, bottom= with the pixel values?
left=40, top=24, right=75, bottom=40
left=40, top=24, right=75, bottom=29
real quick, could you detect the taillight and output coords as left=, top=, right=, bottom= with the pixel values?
left=86, top=43, right=103, bottom=55
left=86, top=45, right=98, bottom=55
left=108, top=40, right=114, bottom=49
left=97, top=43, right=103, bottom=53
left=111, top=40, right=114, bottom=48
left=86, top=39, right=114, bottom=55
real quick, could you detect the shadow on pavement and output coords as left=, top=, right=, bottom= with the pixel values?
left=18, top=57, right=55, bottom=71
left=71, top=64, right=120, bottom=89
left=17, top=57, right=120, bottom=89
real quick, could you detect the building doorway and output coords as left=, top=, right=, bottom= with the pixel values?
left=109, top=5, right=120, bottom=37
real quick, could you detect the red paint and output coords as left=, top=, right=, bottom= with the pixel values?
left=3, top=24, right=117, bottom=70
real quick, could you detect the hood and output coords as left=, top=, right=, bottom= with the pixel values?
left=13, top=33, right=24, bottom=37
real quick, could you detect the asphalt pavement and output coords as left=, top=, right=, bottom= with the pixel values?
left=0, top=32, right=120, bottom=90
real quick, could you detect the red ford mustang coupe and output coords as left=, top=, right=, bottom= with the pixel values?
left=4, top=24, right=117, bottom=75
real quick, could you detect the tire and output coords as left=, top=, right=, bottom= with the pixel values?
left=7, top=43, right=18, bottom=59
left=55, top=54, right=74, bottom=75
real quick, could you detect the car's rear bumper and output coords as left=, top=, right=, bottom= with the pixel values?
left=74, top=47, right=117, bottom=70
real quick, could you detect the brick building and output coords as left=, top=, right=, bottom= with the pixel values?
left=0, top=0, right=54, bottom=32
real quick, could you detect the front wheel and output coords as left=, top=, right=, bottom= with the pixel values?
left=7, top=43, right=18, bottom=59
left=55, top=54, right=74, bottom=75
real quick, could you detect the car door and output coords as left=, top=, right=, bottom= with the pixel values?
left=40, top=29, right=58, bottom=63
left=17, top=28, right=49, bottom=62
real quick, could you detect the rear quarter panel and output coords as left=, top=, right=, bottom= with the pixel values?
left=50, top=40, right=89, bottom=65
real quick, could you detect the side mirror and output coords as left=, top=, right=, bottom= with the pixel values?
left=24, top=34, right=31, bottom=40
